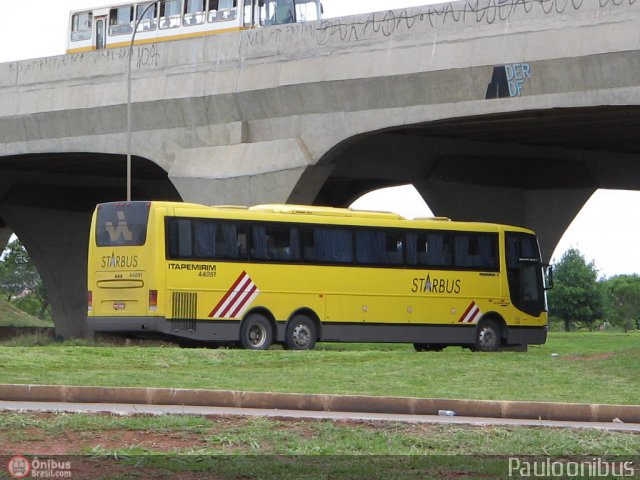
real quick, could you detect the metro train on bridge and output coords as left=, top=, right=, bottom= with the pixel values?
left=67, top=0, right=323, bottom=54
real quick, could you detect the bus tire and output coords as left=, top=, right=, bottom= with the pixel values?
left=474, top=319, right=501, bottom=352
left=240, top=313, right=273, bottom=350
left=285, top=315, right=317, bottom=350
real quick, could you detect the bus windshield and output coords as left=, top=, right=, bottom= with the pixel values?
left=96, top=202, right=150, bottom=247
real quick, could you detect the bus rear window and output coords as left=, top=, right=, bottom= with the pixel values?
left=96, top=203, right=149, bottom=247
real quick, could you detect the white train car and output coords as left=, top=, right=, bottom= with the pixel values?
left=67, top=0, right=323, bottom=54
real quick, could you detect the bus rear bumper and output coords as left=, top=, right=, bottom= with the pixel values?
left=87, top=316, right=242, bottom=342
left=87, top=316, right=167, bottom=334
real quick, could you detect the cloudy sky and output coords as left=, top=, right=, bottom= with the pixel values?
left=1, top=0, right=639, bottom=276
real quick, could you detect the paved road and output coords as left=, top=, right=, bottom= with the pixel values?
left=1, top=400, right=639, bottom=432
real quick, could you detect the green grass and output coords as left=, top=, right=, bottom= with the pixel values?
left=1, top=411, right=638, bottom=456
left=0, top=411, right=639, bottom=479
left=0, top=299, right=53, bottom=327
left=0, top=332, right=639, bottom=405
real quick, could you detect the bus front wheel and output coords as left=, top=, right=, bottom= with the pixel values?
left=240, top=313, right=273, bottom=350
left=474, top=319, right=501, bottom=352
left=285, top=315, right=317, bottom=350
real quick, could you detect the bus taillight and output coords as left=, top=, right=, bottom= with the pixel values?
left=149, top=290, right=158, bottom=311
left=87, top=291, right=93, bottom=311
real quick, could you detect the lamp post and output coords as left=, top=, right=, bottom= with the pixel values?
left=127, top=1, right=157, bottom=201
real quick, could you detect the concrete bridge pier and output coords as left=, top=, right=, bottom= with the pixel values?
left=415, top=180, right=595, bottom=262
left=0, top=222, right=11, bottom=253
left=0, top=205, right=91, bottom=338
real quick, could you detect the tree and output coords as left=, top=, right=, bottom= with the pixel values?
left=548, top=248, right=604, bottom=332
left=605, top=275, right=640, bottom=332
left=0, top=239, right=50, bottom=320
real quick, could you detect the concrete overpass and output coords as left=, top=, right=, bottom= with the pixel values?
left=1, top=0, right=640, bottom=337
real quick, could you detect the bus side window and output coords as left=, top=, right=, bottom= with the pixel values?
left=355, top=230, right=404, bottom=266
left=355, top=230, right=385, bottom=265
left=251, top=224, right=299, bottom=261
left=454, top=233, right=498, bottom=270
left=193, top=220, right=247, bottom=260
left=411, top=232, right=452, bottom=268
left=304, top=227, right=353, bottom=264
left=168, top=218, right=193, bottom=258
left=384, top=231, right=404, bottom=265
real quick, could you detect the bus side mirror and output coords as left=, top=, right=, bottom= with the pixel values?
left=544, top=265, right=554, bottom=290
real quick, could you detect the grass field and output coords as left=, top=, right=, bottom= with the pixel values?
left=0, top=332, right=639, bottom=405
left=0, top=299, right=52, bottom=328
left=0, top=411, right=639, bottom=479
left=1, top=332, right=639, bottom=478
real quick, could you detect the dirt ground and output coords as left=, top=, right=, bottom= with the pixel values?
left=0, top=413, right=490, bottom=479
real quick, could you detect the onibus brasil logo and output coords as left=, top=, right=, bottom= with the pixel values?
left=7, top=456, right=72, bottom=478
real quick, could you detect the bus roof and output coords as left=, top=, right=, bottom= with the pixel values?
left=98, top=201, right=536, bottom=234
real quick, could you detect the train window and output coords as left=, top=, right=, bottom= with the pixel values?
left=295, top=0, right=320, bottom=22
left=184, top=0, right=206, bottom=25
left=71, top=12, right=93, bottom=42
left=160, top=0, right=182, bottom=29
left=260, top=0, right=295, bottom=25
left=208, top=0, right=238, bottom=22
left=136, top=2, right=158, bottom=32
left=109, top=6, right=134, bottom=35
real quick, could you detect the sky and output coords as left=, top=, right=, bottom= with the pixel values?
left=1, top=0, right=639, bottom=276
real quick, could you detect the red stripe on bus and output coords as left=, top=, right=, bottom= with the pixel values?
left=218, top=274, right=252, bottom=318
left=208, top=271, right=248, bottom=318
left=458, top=301, right=476, bottom=323
left=229, top=284, right=258, bottom=318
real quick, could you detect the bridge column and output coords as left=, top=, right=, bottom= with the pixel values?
left=0, top=206, right=91, bottom=338
left=414, top=180, right=595, bottom=262
left=0, top=220, right=11, bottom=253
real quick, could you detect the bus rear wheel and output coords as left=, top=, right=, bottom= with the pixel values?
left=240, top=313, right=273, bottom=350
left=474, top=319, right=501, bottom=352
left=285, top=315, right=317, bottom=350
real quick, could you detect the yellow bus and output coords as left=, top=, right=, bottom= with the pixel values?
left=87, top=201, right=550, bottom=351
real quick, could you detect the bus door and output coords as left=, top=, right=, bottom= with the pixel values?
left=505, top=232, right=546, bottom=317
left=95, top=16, right=107, bottom=50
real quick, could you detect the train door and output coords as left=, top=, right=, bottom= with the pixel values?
left=243, top=0, right=254, bottom=26
left=95, top=16, right=107, bottom=49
